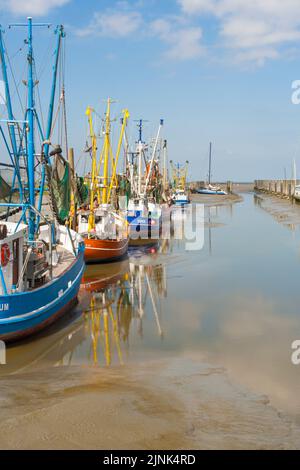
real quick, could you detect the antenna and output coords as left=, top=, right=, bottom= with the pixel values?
left=134, top=119, right=149, bottom=143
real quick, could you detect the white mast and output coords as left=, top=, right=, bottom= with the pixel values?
left=142, top=119, right=164, bottom=197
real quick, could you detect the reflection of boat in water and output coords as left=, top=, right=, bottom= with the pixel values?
left=81, top=259, right=129, bottom=292
left=1, top=310, right=86, bottom=376
left=86, top=291, right=124, bottom=366
left=2, top=249, right=169, bottom=372
left=83, top=251, right=168, bottom=365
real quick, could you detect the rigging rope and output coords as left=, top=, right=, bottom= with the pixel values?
left=3, top=36, right=24, bottom=114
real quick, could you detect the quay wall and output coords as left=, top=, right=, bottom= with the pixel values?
left=254, top=179, right=300, bottom=198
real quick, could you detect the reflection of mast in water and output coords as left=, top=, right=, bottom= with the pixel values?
left=84, top=256, right=168, bottom=365
left=87, top=290, right=124, bottom=366
left=128, top=260, right=166, bottom=339
left=208, top=206, right=212, bottom=256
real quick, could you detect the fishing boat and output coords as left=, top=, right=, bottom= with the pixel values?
left=197, top=186, right=227, bottom=195
left=170, top=161, right=190, bottom=205
left=78, top=100, right=129, bottom=263
left=173, top=189, right=190, bottom=205
left=197, top=142, right=227, bottom=195
left=0, top=18, right=85, bottom=342
left=294, top=185, right=300, bottom=201
left=124, top=120, right=164, bottom=245
left=291, top=160, right=300, bottom=201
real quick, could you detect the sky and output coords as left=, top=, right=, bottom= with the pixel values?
left=1, top=0, right=300, bottom=181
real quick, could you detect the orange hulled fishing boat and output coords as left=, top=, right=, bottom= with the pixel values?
left=78, top=100, right=130, bottom=263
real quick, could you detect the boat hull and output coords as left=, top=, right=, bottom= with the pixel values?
left=174, top=199, right=189, bottom=205
left=196, top=189, right=227, bottom=195
left=0, top=248, right=85, bottom=343
left=84, top=237, right=129, bottom=264
left=127, top=213, right=161, bottom=247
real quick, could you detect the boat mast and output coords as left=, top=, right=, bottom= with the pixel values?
left=103, top=98, right=112, bottom=205
left=38, top=24, right=65, bottom=214
left=137, top=119, right=144, bottom=197
left=107, top=108, right=129, bottom=203
left=86, top=106, right=98, bottom=233
left=143, top=119, right=164, bottom=197
left=163, top=139, right=168, bottom=191
left=44, top=25, right=64, bottom=159
left=26, top=18, right=36, bottom=239
left=9, top=18, right=51, bottom=238
left=0, top=27, right=24, bottom=202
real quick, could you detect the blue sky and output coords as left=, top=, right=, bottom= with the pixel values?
left=1, top=0, right=300, bottom=181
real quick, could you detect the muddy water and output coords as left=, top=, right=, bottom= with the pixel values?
left=1, top=193, right=300, bottom=449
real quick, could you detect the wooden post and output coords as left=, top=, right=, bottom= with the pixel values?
left=291, top=180, right=295, bottom=199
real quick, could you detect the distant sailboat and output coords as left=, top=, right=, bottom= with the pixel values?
left=197, top=142, right=227, bottom=195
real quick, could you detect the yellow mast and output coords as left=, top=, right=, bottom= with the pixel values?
left=170, top=161, right=188, bottom=191
left=87, top=99, right=130, bottom=210
left=102, top=98, right=112, bottom=204
left=107, top=108, right=130, bottom=202
left=86, top=106, right=99, bottom=232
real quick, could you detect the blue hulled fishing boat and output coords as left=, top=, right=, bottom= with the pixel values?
left=125, top=120, right=163, bottom=245
left=0, top=18, right=85, bottom=342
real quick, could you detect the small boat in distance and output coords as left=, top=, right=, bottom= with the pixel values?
left=197, top=185, right=227, bottom=195
left=170, top=161, right=190, bottom=205
left=173, top=189, right=190, bottom=205
left=294, top=185, right=300, bottom=201
left=197, top=142, right=227, bottom=195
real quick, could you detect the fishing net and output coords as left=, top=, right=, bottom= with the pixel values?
left=0, top=173, right=11, bottom=200
left=46, top=153, right=71, bottom=224
left=46, top=149, right=90, bottom=224
left=76, top=176, right=89, bottom=205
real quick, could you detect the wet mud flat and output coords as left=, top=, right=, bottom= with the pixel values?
left=254, top=192, right=300, bottom=228
left=1, top=191, right=300, bottom=449
left=190, top=192, right=243, bottom=207
left=0, top=357, right=299, bottom=450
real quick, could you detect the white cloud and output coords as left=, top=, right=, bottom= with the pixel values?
left=179, top=0, right=214, bottom=14
left=178, top=0, right=300, bottom=65
left=0, top=0, right=70, bottom=16
left=77, top=10, right=142, bottom=38
left=151, top=18, right=204, bottom=61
